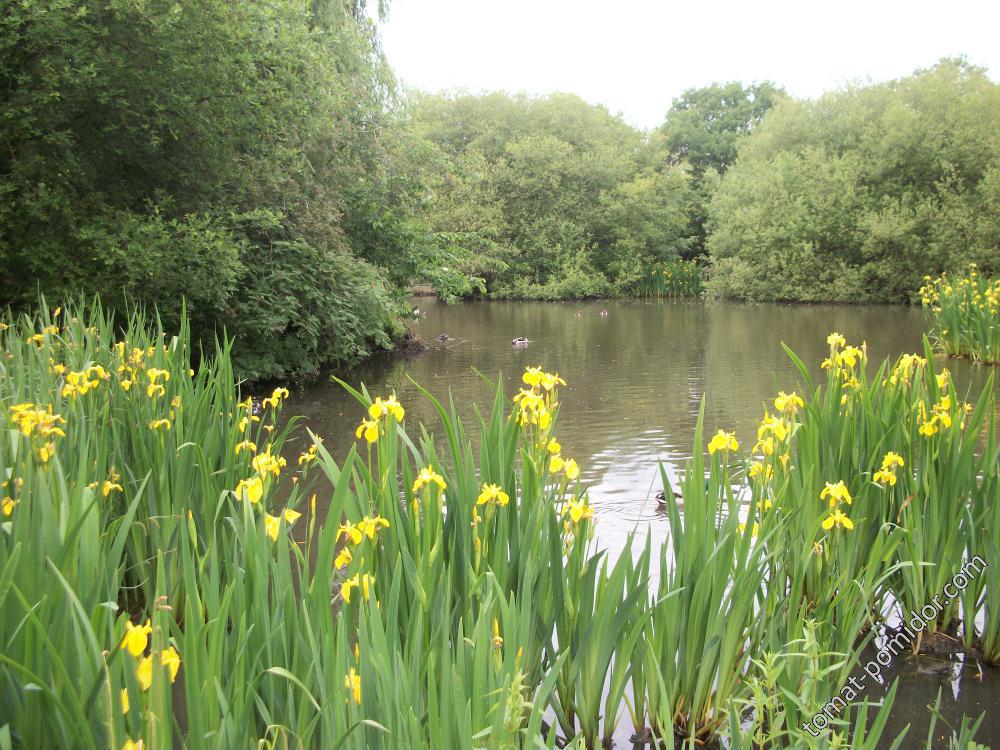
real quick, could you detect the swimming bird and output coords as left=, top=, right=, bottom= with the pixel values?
left=599, top=308, right=608, bottom=317
left=655, top=489, right=683, bottom=506
left=511, top=337, right=529, bottom=347
left=436, top=333, right=453, bottom=342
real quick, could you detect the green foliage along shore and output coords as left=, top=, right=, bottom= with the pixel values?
left=0, top=0, right=472, bottom=380
left=409, top=92, right=697, bottom=299
left=706, top=60, right=1000, bottom=302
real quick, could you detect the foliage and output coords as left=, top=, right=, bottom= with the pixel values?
left=1, top=302, right=996, bottom=750
left=706, top=60, right=1000, bottom=302
left=409, top=92, right=696, bottom=298
left=919, top=264, right=1000, bottom=364
left=654, top=81, right=786, bottom=258
left=0, top=0, right=468, bottom=379
left=657, top=81, right=787, bottom=177
left=635, top=258, right=703, bottom=297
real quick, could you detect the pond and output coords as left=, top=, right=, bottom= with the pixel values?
left=283, top=298, right=998, bottom=748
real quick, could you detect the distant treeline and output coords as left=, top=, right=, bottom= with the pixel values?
left=412, top=60, right=998, bottom=304
left=1, top=0, right=996, bottom=376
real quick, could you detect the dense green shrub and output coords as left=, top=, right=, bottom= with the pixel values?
left=706, top=60, right=1000, bottom=302
left=409, top=92, right=696, bottom=298
left=0, top=0, right=464, bottom=379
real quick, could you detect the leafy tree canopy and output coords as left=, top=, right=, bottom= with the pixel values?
left=0, top=0, right=467, bottom=378
left=409, top=92, right=696, bottom=298
left=706, top=60, right=1000, bottom=302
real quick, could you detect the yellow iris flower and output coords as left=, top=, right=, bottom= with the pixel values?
left=341, top=573, right=374, bottom=604
left=412, top=466, right=446, bottom=493
left=368, top=394, right=405, bottom=421
left=234, top=476, right=264, bottom=505
left=338, top=522, right=364, bottom=546
left=120, top=619, right=152, bottom=657
left=251, top=448, right=286, bottom=477
left=355, top=419, right=379, bottom=444
left=822, top=509, right=854, bottom=530
left=335, top=546, right=353, bottom=570
left=881, top=451, right=904, bottom=470
left=873, top=469, right=897, bottom=486
left=707, top=429, right=738, bottom=455
left=357, top=515, right=390, bottom=538
left=562, top=496, right=593, bottom=524
left=774, top=391, right=804, bottom=415
left=235, top=440, right=257, bottom=455
left=820, top=480, right=852, bottom=507
left=262, top=387, right=290, bottom=409
left=264, top=509, right=301, bottom=541
left=476, top=483, right=510, bottom=507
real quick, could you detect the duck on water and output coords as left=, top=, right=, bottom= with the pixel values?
left=655, top=489, right=683, bottom=506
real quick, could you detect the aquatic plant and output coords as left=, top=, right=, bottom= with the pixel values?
left=920, top=264, right=1000, bottom=364
left=1, top=301, right=996, bottom=749
left=637, top=258, right=704, bottom=298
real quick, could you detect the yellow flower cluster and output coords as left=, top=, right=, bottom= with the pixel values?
left=873, top=451, right=904, bottom=487
left=820, top=480, right=854, bottom=530
left=355, top=393, right=404, bottom=444
left=336, top=515, right=390, bottom=568
left=232, top=443, right=287, bottom=505
left=118, top=617, right=181, bottom=713
left=547, top=438, right=580, bottom=481
left=822, top=333, right=868, bottom=405
left=9, top=402, right=66, bottom=464
left=887, top=353, right=927, bottom=387
left=252, top=446, right=286, bottom=477
left=513, top=366, right=565, bottom=430
left=61, top=365, right=109, bottom=399
left=113, top=342, right=164, bottom=392
left=917, top=397, right=954, bottom=437
left=919, top=265, right=999, bottom=315
left=264, top=508, right=301, bottom=542
left=144, top=368, right=170, bottom=398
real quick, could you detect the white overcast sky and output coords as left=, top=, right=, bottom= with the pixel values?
left=377, top=0, right=1000, bottom=130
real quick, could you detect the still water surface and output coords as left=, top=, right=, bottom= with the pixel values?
left=283, top=298, right=997, bottom=748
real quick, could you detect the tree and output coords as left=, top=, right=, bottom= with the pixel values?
left=651, top=81, right=786, bottom=258
left=658, top=81, right=786, bottom=176
left=0, top=0, right=457, bottom=379
left=705, top=59, right=1000, bottom=303
left=409, top=92, right=695, bottom=298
